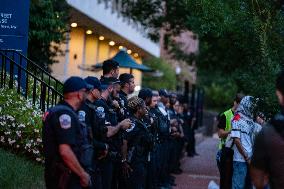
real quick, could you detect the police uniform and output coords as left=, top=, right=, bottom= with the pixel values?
left=80, top=99, right=108, bottom=152
left=119, top=90, right=128, bottom=111
left=168, top=108, right=184, bottom=174
left=155, top=103, right=171, bottom=187
left=79, top=99, right=109, bottom=189
left=94, top=97, right=119, bottom=189
left=145, top=107, right=161, bottom=189
left=43, top=101, right=86, bottom=189
left=123, top=116, right=153, bottom=189
left=43, top=76, right=94, bottom=189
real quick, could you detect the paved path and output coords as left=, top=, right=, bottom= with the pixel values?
left=174, top=137, right=220, bottom=189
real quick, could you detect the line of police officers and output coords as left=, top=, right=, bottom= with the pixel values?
left=43, top=60, right=195, bottom=189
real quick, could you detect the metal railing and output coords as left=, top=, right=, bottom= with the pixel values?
left=0, top=50, right=63, bottom=112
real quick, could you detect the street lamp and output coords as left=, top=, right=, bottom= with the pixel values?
left=175, top=66, right=181, bottom=91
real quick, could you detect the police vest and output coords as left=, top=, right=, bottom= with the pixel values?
left=218, top=109, right=234, bottom=149
left=45, top=105, right=94, bottom=170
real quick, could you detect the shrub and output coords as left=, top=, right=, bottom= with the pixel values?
left=203, top=82, right=237, bottom=111
left=0, top=87, right=44, bottom=163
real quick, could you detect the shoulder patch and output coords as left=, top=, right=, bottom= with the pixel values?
left=233, top=114, right=241, bottom=122
left=78, top=110, right=86, bottom=122
left=59, top=114, right=71, bottom=129
left=96, top=107, right=105, bottom=118
left=96, top=106, right=104, bottom=112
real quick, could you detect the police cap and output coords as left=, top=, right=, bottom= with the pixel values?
left=85, top=76, right=102, bottom=90
left=63, top=76, right=93, bottom=94
left=101, top=77, right=120, bottom=90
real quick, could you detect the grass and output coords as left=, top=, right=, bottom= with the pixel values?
left=0, top=148, right=45, bottom=189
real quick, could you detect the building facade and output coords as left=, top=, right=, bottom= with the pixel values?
left=51, top=0, right=160, bottom=89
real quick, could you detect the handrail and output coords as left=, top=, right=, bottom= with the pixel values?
left=0, top=51, right=63, bottom=112
left=1, top=49, right=63, bottom=86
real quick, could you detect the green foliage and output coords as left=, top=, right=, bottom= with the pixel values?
left=115, top=0, right=284, bottom=116
left=28, top=0, right=69, bottom=71
left=203, top=78, right=238, bottom=110
left=142, top=58, right=176, bottom=90
left=0, top=149, right=44, bottom=189
left=0, top=87, right=43, bottom=163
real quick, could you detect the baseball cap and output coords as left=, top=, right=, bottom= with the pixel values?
left=63, top=76, right=93, bottom=94
left=159, top=89, right=169, bottom=97
left=84, top=76, right=101, bottom=90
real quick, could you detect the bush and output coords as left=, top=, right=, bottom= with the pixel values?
left=203, top=82, right=237, bottom=111
left=142, top=58, right=177, bottom=90
left=0, top=87, right=44, bottom=163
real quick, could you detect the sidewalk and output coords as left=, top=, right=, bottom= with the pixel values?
left=174, top=136, right=220, bottom=189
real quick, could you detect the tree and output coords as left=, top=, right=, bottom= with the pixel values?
left=28, top=0, right=69, bottom=71
left=111, top=0, right=284, bottom=116
left=142, top=58, right=176, bottom=90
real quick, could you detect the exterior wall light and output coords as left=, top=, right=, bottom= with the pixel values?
left=133, top=53, right=139, bottom=58
left=99, top=36, right=104, bottom=40
left=109, top=41, right=115, bottom=46
left=86, top=30, right=92, bottom=35
left=70, top=23, right=77, bottom=27
left=127, top=49, right=132, bottom=54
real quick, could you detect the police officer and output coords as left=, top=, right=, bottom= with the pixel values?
left=119, top=73, right=135, bottom=112
left=95, top=78, right=131, bottom=189
left=138, top=88, right=161, bottom=189
left=156, top=89, right=173, bottom=188
left=42, top=76, right=93, bottom=189
left=110, top=78, right=126, bottom=122
left=121, top=96, right=153, bottom=189
left=101, top=59, right=120, bottom=81
left=168, top=100, right=184, bottom=175
left=147, top=92, right=161, bottom=189
left=78, top=76, right=108, bottom=189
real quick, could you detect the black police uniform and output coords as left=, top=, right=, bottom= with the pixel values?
left=153, top=105, right=171, bottom=187
left=79, top=99, right=109, bottom=189
left=123, top=116, right=153, bottom=189
left=168, top=108, right=184, bottom=174
left=94, top=98, right=119, bottom=189
left=144, top=107, right=160, bottom=189
left=119, top=90, right=130, bottom=118
left=108, top=95, right=127, bottom=189
left=43, top=101, right=89, bottom=189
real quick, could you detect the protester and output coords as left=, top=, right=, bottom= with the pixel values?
left=231, top=96, right=259, bottom=189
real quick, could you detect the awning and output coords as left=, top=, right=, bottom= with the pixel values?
left=91, top=50, right=152, bottom=72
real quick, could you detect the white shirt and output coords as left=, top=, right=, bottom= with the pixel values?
left=231, top=114, right=259, bottom=162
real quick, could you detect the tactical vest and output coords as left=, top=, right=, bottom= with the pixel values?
left=44, top=105, right=94, bottom=170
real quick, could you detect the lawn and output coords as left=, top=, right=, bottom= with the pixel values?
left=0, top=149, right=45, bottom=189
